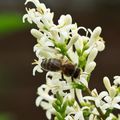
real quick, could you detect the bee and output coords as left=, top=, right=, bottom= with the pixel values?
left=41, top=58, right=80, bottom=79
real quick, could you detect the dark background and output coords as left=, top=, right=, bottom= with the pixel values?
left=0, top=0, right=120, bottom=120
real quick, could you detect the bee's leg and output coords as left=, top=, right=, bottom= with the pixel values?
left=71, top=76, right=74, bottom=81
left=74, top=88, right=81, bottom=108
left=61, top=72, right=65, bottom=81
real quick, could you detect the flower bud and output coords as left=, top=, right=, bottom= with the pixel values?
left=67, top=34, right=79, bottom=50
left=114, top=76, right=120, bottom=85
left=91, top=89, right=98, bottom=97
left=96, top=41, right=105, bottom=51
left=87, top=48, right=98, bottom=63
left=91, top=27, right=102, bottom=40
left=31, top=29, right=42, bottom=39
left=74, top=37, right=83, bottom=51
left=58, top=14, right=72, bottom=26
left=109, top=86, right=116, bottom=98
left=85, top=61, right=96, bottom=74
left=103, top=77, right=111, bottom=92
left=89, top=27, right=102, bottom=46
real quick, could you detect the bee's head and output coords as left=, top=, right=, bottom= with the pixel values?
left=73, top=68, right=80, bottom=78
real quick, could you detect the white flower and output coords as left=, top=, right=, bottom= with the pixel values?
left=36, top=85, right=55, bottom=104
left=83, top=89, right=109, bottom=116
left=114, top=76, right=120, bottom=85
left=33, top=42, right=59, bottom=58
left=65, top=116, right=74, bottom=120
left=58, top=14, right=72, bottom=27
left=46, top=72, right=71, bottom=96
left=106, top=113, right=117, bottom=120
left=89, top=27, right=102, bottom=45
left=36, top=84, right=55, bottom=119
left=32, top=58, right=43, bottom=76
left=103, top=95, right=120, bottom=110
left=51, top=16, right=78, bottom=47
left=95, top=40, right=105, bottom=51
left=75, top=89, right=85, bottom=103
left=25, top=0, right=42, bottom=8
left=87, top=27, right=105, bottom=52
left=40, top=101, right=55, bottom=119
left=67, top=47, right=78, bottom=64
left=23, top=8, right=36, bottom=24
left=85, top=89, right=108, bottom=108
left=67, top=34, right=79, bottom=50
left=74, top=36, right=84, bottom=51
left=89, top=108, right=99, bottom=120
left=23, top=0, right=54, bottom=30
left=103, top=77, right=112, bottom=93
left=74, top=111, right=84, bottom=120
left=65, top=111, right=85, bottom=120
left=89, top=114, right=97, bottom=120
left=79, top=74, right=88, bottom=87
left=66, top=106, right=90, bottom=120
left=103, top=76, right=117, bottom=98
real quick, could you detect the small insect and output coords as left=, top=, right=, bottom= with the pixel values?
left=41, top=58, right=80, bottom=79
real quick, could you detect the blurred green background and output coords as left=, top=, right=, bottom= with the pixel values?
left=0, top=13, right=29, bottom=35
left=0, top=0, right=120, bottom=120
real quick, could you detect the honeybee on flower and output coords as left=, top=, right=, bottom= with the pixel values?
left=23, top=0, right=120, bottom=120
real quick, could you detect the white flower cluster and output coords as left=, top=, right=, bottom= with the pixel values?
left=23, top=0, right=120, bottom=120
